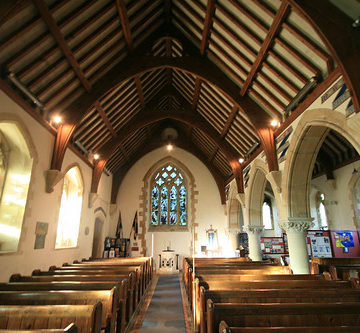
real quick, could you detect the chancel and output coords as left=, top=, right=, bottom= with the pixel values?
left=0, top=0, right=360, bottom=332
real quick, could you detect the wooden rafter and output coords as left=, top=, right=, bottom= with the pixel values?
left=135, top=76, right=145, bottom=107
left=221, top=105, right=238, bottom=138
left=116, top=0, right=133, bottom=51
left=200, top=0, right=216, bottom=56
left=240, top=1, right=290, bottom=96
left=94, top=101, right=129, bottom=160
left=32, top=0, right=91, bottom=92
left=192, top=77, right=202, bottom=110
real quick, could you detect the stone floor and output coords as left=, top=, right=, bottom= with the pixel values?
left=130, top=273, right=192, bottom=333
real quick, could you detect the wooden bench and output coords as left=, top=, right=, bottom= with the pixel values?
left=0, top=281, right=128, bottom=332
left=193, top=278, right=354, bottom=332
left=9, top=274, right=134, bottom=323
left=0, top=290, right=117, bottom=333
left=76, top=257, right=153, bottom=289
left=0, top=304, right=102, bottom=333
left=200, top=287, right=360, bottom=333
left=218, top=321, right=360, bottom=333
left=0, top=323, right=77, bottom=332
left=186, top=265, right=291, bottom=305
left=311, top=257, right=360, bottom=280
left=22, top=271, right=138, bottom=314
left=51, top=265, right=144, bottom=300
left=207, top=300, right=360, bottom=333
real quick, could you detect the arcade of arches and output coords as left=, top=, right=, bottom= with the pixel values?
left=0, top=0, right=360, bottom=281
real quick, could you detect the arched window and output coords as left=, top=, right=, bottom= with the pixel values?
left=150, top=164, right=187, bottom=227
left=55, top=166, right=83, bottom=248
left=316, top=192, right=328, bottom=229
left=262, top=197, right=273, bottom=230
left=0, top=122, right=33, bottom=253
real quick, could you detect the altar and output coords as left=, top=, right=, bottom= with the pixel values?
left=158, top=248, right=179, bottom=273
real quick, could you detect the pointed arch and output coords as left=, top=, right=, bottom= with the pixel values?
left=282, top=108, right=360, bottom=219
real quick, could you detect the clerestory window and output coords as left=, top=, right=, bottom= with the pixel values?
left=150, top=164, right=187, bottom=227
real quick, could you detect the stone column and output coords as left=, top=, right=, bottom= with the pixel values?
left=279, top=218, right=314, bottom=274
left=244, top=225, right=264, bottom=261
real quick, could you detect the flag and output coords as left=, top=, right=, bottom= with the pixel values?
left=131, top=211, right=138, bottom=240
left=116, top=212, right=123, bottom=238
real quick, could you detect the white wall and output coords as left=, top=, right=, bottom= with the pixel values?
left=311, top=160, right=360, bottom=231
left=0, top=91, right=112, bottom=281
left=115, top=147, right=228, bottom=268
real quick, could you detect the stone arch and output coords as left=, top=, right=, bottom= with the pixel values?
left=245, top=158, right=269, bottom=227
left=91, top=207, right=106, bottom=259
left=282, top=108, right=360, bottom=219
left=227, top=181, right=243, bottom=230
left=140, top=156, right=197, bottom=256
left=348, top=166, right=360, bottom=230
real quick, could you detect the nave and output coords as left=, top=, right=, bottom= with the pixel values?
left=129, top=274, right=190, bottom=333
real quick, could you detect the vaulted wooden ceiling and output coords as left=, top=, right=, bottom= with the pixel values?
left=0, top=0, right=359, bottom=202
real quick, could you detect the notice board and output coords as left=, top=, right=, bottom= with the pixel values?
left=330, top=230, right=360, bottom=257
left=306, top=230, right=332, bottom=258
left=261, top=237, right=286, bottom=254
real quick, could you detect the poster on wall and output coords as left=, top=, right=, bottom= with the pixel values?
left=260, top=237, right=286, bottom=254
left=330, top=230, right=360, bottom=257
left=237, top=232, right=249, bottom=255
left=306, top=230, right=332, bottom=258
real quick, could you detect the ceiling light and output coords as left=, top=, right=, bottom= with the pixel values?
left=271, top=119, right=279, bottom=127
left=166, top=144, right=173, bottom=151
left=93, top=153, right=100, bottom=160
left=239, top=158, right=244, bottom=163
left=52, top=115, right=62, bottom=125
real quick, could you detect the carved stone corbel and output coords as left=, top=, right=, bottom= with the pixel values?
left=109, top=203, right=117, bottom=216
left=236, top=193, right=245, bottom=208
left=266, top=170, right=282, bottom=193
left=326, top=178, right=336, bottom=190
left=45, top=169, right=64, bottom=193
left=88, top=192, right=98, bottom=208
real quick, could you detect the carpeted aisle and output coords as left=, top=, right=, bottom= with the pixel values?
left=138, top=275, right=187, bottom=332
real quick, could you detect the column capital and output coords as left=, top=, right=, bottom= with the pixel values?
left=279, top=217, right=314, bottom=232
left=244, top=225, right=264, bottom=233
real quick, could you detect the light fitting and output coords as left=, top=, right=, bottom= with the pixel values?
left=7, top=71, right=44, bottom=109
left=52, top=115, right=62, bottom=125
left=166, top=143, right=173, bottom=151
left=270, top=119, right=279, bottom=127
left=93, top=153, right=100, bottom=160
left=239, top=158, right=244, bottom=163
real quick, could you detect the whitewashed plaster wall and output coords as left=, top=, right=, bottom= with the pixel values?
left=0, top=91, right=112, bottom=281
left=115, top=147, right=228, bottom=268
left=311, top=160, right=360, bottom=231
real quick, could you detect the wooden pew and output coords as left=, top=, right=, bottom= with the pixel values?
left=0, top=323, right=77, bottom=332
left=207, top=300, right=360, bottom=333
left=66, top=263, right=146, bottom=297
left=9, top=274, right=135, bottom=323
left=0, top=290, right=117, bottom=333
left=50, top=265, right=144, bottom=301
left=77, top=257, right=153, bottom=289
left=0, top=304, right=102, bottom=333
left=218, top=321, right=360, bottom=333
left=0, top=281, right=128, bottom=332
left=186, top=265, right=291, bottom=303
left=311, top=257, right=360, bottom=280
left=200, top=287, right=360, bottom=333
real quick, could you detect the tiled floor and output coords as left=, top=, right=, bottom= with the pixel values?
left=130, top=273, right=192, bottom=333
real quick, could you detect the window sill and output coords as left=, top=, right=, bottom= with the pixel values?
left=148, top=225, right=189, bottom=232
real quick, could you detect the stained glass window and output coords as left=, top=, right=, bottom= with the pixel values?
left=150, top=164, right=187, bottom=227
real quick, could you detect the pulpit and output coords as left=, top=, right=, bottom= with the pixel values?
left=158, top=248, right=179, bottom=273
